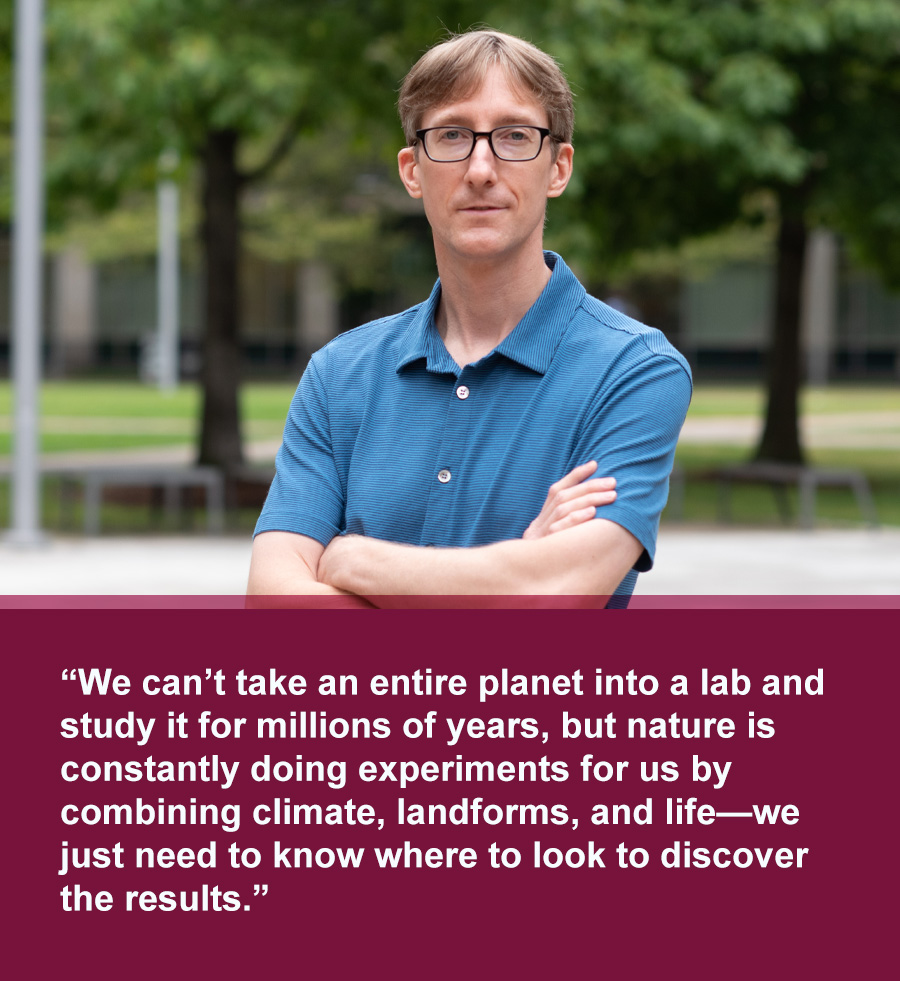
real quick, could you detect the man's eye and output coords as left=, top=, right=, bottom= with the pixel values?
left=498, top=128, right=530, bottom=142
left=439, top=129, right=465, bottom=141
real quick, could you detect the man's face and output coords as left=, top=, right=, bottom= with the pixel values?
left=398, top=65, right=573, bottom=268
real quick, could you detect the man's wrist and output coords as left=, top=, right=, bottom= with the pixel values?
left=319, top=534, right=373, bottom=594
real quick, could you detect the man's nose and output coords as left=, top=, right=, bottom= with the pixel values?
left=465, top=136, right=497, bottom=178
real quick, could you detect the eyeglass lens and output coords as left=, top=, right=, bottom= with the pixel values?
left=424, top=126, right=545, bottom=161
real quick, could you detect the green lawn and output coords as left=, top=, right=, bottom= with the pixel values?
left=0, top=380, right=290, bottom=455
left=0, top=379, right=298, bottom=419
left=687, top=383, right=899, bottom=416
left=0, top=379, right=896, bottom=530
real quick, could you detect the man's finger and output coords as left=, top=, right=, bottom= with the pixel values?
left=549, top=505, right=597, bottom=534
left=554, top=476, right=616, bottom=505
left=552, top=490, right=617, bottom=521
left=548, top=460, right=598, bottom=495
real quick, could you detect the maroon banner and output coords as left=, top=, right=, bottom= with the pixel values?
left=0, top=593, right=898, bottom=609
left=3, top=609, right=895, bottom=977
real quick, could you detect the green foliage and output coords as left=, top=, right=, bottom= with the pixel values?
left=42, top=1, right=485, bottom=208
left=8, top=1, right=899, bottom=283
left=45, top=1, right=333, bottom=213
left=43, top=190, right=196, bottom=262
left=37, top=1, right=492, bottom=271
left=506, top=0, right=900, bottom=287
left=394, top=0, right=900, bottom=292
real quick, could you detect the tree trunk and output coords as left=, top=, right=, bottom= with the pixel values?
left=754, top=208, right=808, bottom=463
left=198, top=128, right=244, bottom=470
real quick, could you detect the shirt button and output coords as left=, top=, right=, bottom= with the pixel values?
left=456, top=385, right=470, bottom=400
left=437, top=469, right=452, bottom=483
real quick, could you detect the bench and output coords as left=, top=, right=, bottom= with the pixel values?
left=58, top=465, right=226, bottom=535
left=713, top=462, right=879, bottom=529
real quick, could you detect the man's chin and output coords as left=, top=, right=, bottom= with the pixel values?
left=443, top=233, right=517, bottom=264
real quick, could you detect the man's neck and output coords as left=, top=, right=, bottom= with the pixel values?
left=434, top=249, right=552, bottom=367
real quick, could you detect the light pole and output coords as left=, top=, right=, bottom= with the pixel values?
left=156, top=150, right=180, bottom=392
left=7, top=0, right=46, bottom=546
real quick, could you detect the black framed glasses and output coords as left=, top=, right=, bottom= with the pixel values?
left=415, top=125, right=552, bottom=162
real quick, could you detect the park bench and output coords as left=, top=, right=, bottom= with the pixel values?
left=58, top=465, right=225, bottom=535
left=712, top=461, right=879, bottom=529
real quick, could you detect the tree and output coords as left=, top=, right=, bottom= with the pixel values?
left=744, top=2, right=900, bottom=462
left=515, top=0, right=900, bottom=463
left=43, top=1, right=360, bottom=469
left=43, top=0, right=483, bottom=470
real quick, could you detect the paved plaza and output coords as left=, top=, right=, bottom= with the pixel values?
left=1, top=525, right=897, bottom=597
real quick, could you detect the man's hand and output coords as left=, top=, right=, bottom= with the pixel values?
left=523, top=461, right=616, bottom=539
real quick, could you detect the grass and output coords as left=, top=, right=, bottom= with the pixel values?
left=0, top=380, right=290, bottom=455
left=0, top=379, right=897, bottom=530
left=687, top=383, right=899, bottom=416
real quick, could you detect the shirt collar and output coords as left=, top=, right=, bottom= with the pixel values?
left=395, top=252, right=585, bottom=376
left=395, top=278, right=455, bottom=374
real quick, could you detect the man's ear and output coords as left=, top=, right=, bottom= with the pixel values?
left=398, top=147, right=422, bottom=199
left=546, top=143, right=574, bottom=199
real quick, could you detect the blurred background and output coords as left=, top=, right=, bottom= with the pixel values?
left=0, top=0, right=898, bottom=595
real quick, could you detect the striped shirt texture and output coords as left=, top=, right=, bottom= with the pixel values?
left=256, top=252, right=692, bottom=601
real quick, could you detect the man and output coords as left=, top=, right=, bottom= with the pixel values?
left=248, top=29, right=691, bottom=606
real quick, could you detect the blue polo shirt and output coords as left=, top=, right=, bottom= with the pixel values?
left=255, top=253, right=692, bottom=601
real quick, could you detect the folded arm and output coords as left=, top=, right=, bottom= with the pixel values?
left=247, top=462, right=638, bottom=601
left=318, top=518, right=641, bottom=601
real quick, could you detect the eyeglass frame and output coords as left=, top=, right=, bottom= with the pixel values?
left=414, top=125, right=554, bottom=162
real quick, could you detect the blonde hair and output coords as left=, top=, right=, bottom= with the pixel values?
left=398, top=30, right=574, bottom=148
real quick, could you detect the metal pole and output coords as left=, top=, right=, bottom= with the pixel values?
left=156, top=152, right=180, bottom=391
left=7, top=0, right=46, bottom=546
left=802, top=228, right=837, bottom=388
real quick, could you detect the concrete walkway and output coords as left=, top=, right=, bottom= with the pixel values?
left=646, top=525, right=899, bottom=595
left=1, top=526, right=897, bottom=597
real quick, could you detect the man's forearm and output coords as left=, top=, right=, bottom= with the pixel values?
left=319, top=519, right=641, bottom=600
left=247, top=530, right=372, bottom=605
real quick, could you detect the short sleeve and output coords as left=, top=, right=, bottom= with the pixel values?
left=573, top=352, right=692, bottom=572
left=253, top=356, right=346, bottom=545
